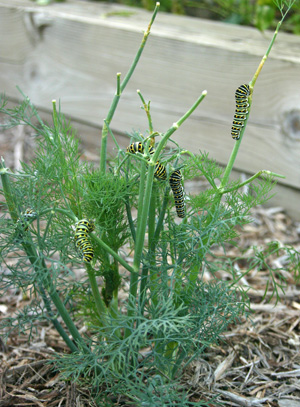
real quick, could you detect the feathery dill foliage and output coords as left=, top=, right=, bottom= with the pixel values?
left=83, top=170, right=131, bottom=250
left=1, top=1, right=299, bottom=405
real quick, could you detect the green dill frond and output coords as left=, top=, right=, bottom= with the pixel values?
left=184, top=152, right=223, bottom=186
left=82, top=170, right=131, bottom=250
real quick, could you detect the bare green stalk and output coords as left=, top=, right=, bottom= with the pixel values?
left=137, top=183, right=157, bottom=316
left=0, top=158, right=18, bottom=222
left=100, top=3, right=160, bottom=173
left=132, top=90, right=207, bottom=274
left=91, top=233, right=135, bottom=274
left=39, top=285, right=79, bottom=353
left=146, top=182, right=157, bottom=290
left=124, top=162, right=149, bottom=336
left=221, top=170, right=285, bottom=194
left=86, top=264, right=108, bottom=323
left=52, top=99, right=59, bottom=131
left=49, top=287, right=90, bottom=353
left=154, top=186, right=170, bottom=241
left=220, top=5, right=292, bottom=191
left=125, top=90, right=207, bottom=330
left=125, top=195, right=136, bottom=242
left=103, top=119, right=121, bottom=152
left=251, top=4, right=294, bottom=88
left=132, top=163, right=148, bottom=273
left=137, top=90, right=154, bottom=134
left=152, top=90, right=207, bottom=162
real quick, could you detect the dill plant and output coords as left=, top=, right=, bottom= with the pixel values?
left=0, top=1, right=299, bottom=405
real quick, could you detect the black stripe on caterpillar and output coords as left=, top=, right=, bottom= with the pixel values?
left=17, top=208, right=37, bottom=231
left=231, top=84, right=250, bottom=140
left=169, top=170, right=185, bottom=218
left=74, top=219, right=95, bottom=263
left=127, top=142, right=167, bottom=181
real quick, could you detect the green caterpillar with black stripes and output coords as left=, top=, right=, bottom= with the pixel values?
left=74, top=219, right=95, bottom=263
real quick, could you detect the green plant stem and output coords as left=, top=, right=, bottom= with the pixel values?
left=115, top=154, right=130, bottom=176
left=220, top=13, right=288, bottom=192
left=219, top=131, right=247, bottom=191
left=137, top=90, right=154, bottom=134
left=154, top=185, right=170, bottom=242
left=138, top=160, right=169, bottom=315
left=100, top=73, right=121, bottom=174
left=52, top=99, right=59, bottom=130
left=91, top=233, right=135, bottom=274
left=40, top=207, right=77, bottom=222
left=132, top=164, right=147, bottom=270
left=125, top=163, right=148, bottom=334
left=32, top=255, right=89, bottom=352
left=152, top=90, right=207, bottom=161
left=100, top=3, right=160, bottom=173
left=34, top=255, right=90, bottom=353
left=132, top=166, right=155, bottom=273
left=86, top=264, right=108, bottom=322
left=125, top=195, right=136, bottom=242
left=0, top=158, right=18, bottom=222
left=141, top=182, right=157, bottom=308
left=103, top=119, right=121, bottom=152
left=125, top=165, right=155, bottom=337
left=250, top=17, right=284, bottom=88
left=48, top=287, right=90, bottom=353
left=139, top=264, right=149, bottom=316
left=222, top=170, right=285, bottom=194
left=38, top=285, right=79, bottom=353
left=126, top=91, right=207, bottom=329
left=111, top=259, right=120, bottom=320
left=37, top=212, right=51, bottom=248
left=148, top=183, right=156, bottom=250
left=219, top=85, right=255, bottom=191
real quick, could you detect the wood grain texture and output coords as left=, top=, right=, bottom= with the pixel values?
left=1, top=0, right=300, bottom=216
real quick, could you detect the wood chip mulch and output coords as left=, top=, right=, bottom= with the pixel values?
left=0, top=330, right=93, bottom=406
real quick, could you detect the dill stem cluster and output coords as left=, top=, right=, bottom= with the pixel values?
left=0, top=1, right=298, bottom=404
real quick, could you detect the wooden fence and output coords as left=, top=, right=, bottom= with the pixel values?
left=1, top=0, right=300, bottom=217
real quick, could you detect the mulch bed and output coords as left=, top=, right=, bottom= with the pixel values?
left=1, top=121, right=300, bottom=406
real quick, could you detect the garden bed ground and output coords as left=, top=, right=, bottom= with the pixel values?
left=1, top=123, right=300, bottom=406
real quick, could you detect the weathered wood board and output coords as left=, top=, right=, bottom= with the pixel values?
left=1, top=0, right=300, bottom=217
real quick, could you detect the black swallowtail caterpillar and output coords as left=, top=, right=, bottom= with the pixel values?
left=74, top=219, right=95, bottom=263
left=169, top=170, right=185, bottom=218
left=127, top=141, right=153, bottom=155
left=17, top=208, right=37, bottom=230
left=127, top=142, right=167, bottom=181
left=14, top=208, right=37, bottom=242
left=231, top=84, right=250, bottom=140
